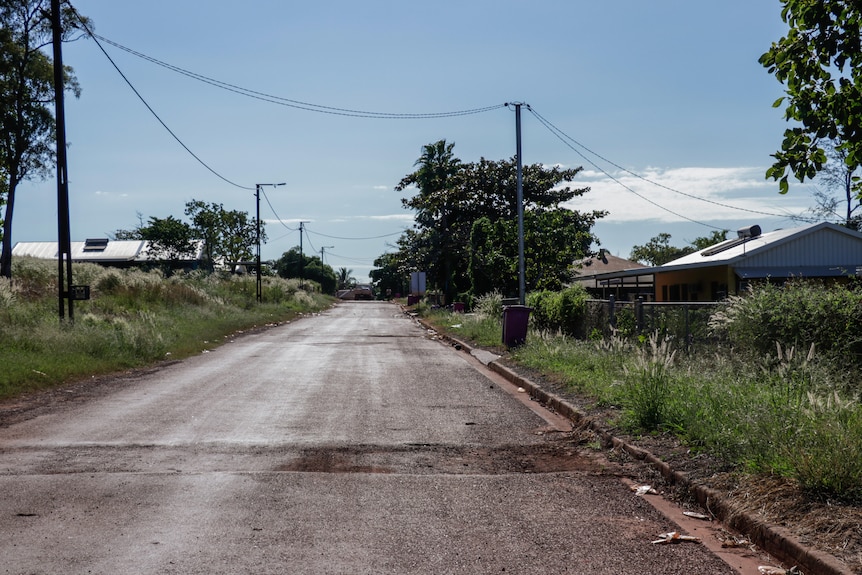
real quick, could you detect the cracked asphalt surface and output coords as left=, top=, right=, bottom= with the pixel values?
left=0, top=301, right=743, bottom=574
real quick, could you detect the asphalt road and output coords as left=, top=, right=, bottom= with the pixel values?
left=0, top=301, right=742, bottom=574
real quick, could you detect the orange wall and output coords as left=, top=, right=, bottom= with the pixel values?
left=654, top=266, right=736, bottom=302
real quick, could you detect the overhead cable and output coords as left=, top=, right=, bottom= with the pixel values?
left=306, top=228, right=407, bottom=240
left=91, top=34, right=506, bottom=119
left=72, top=15, right=254, bottom=191
left=526, top=107, right=724, bottom=230
left=528, top=107, right=815, bottom=224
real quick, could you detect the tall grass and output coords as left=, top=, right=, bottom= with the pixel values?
left=425, top=287, right=862, bottom=502
left=0, top=258, right=333, bottom=398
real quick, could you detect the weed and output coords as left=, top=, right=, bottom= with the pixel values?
left=622, top=332, right=676, bottom=431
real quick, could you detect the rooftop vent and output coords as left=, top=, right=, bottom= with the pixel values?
left=83, top=238, right=109, bottom=252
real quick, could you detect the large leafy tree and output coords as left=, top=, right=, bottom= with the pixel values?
left=139, top=215, right=198, bottom=273
left=393, top=140, right=606, bottom=300
left=0, top=0, right=85, bottom=278
left=273, top=246, right=336, bottom=294
left=369, top=253, right=408, bottom=298
left=184, top=200, right=263, bottom=270
left=759, top=1, right=862, bottom=198
left=395, top=140, right=462, bottom=302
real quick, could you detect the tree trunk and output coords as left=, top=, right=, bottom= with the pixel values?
left=0, top=174, right=19, bottom=279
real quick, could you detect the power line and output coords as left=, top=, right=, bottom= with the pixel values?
left=526, top=106, right=723, bottom=230
left=528, top=106, right=815, bottom=225
left=326, top=251, right=377, bottom=265
left=72, top=14, right=254, bottom=191
left=306, top=228, right=407, bottom=240
left=91, top=34, right=507, bottom=120
left=258, top=187, right=296, bottom=232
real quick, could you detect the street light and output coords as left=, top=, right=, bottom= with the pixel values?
left=255, top=182, right=286, bottom=303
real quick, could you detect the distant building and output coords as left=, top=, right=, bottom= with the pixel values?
left=590, top=223, right=862, bottom=302
left=572, top=252, right=652, bottom=300
left=12, top=238, right=206, bottom=270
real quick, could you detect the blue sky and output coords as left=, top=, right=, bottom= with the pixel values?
left=13, top=1, right=815, bottom=281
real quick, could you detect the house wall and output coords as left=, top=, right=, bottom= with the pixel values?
left=654, top=266, right=735, bottom=302
left=743, top=227, right=862, bottom=268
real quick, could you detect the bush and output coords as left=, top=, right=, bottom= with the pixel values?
left=474, top=290, right=503, bottom=319
left=709, top=280, right=862, bottom=368
left=527, top=285, right=589, bottom=336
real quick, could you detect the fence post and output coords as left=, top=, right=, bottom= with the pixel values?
left=608, top=295, right=616, bottom=333
left=635, top=296, right=644, bottom=334
left=684, top=304, right=691, bottom=352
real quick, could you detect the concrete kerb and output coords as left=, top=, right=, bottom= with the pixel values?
left=415, top=317, right=853, bottom=575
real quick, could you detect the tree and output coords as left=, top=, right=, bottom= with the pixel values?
left=395, top=140, right=606, bottom=301
left=807, top=139, right=862, bottom=230
left=336, top=267, right=355, bottom=291
left=0, top=0, right=86, bottom=278
left=184, top=200, right=263, bottom=270
left=395, top=140, right=462, bottom=302
left=273, top=246, right=336, bottom=294
left=629, top=233, right=695, bottom=266
left=139, top=215, right=197, bottom=273
left=690, top=230, right=729, bottom=251
left=630, top=231, right=728, bottom=266
left=369, top=254, right=407, bottom=298
left=759, top=2, right=862, bottom=198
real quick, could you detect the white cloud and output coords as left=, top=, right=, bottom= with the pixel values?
left=569, top=166, right=812, bottom=224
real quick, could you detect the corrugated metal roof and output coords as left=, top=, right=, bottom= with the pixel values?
left=573, top=253, right=646, bottom=278
left=12, top=240, right=205, bottom=262
left=590, top=222, right=862, bottom=281
left=662, top=222, right=862, bottom=272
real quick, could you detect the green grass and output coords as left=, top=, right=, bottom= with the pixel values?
left=0, top=258, right=333, bottom=398
left=424, top=308, right=862, bottom=502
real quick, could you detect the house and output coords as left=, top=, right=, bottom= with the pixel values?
left=12, top=238, right=206, bottom=270
left=591, top=222, right=862, bottom=302
left=572, top=252, right=652, bottom=300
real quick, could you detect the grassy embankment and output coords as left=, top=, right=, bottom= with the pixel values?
left=0, top=257, right=333, bottom=398
left=421, top=287, right=862, bottom=503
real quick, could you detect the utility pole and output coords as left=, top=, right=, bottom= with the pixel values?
left=52, top=0, right=73, bottom=322
left=320, top=245, right=334, bottom=265
left=511, top=102, right=526, bottom=306
left=298, top=221, right=309, bottom=290
left=255, top=182, right=285, bottom=302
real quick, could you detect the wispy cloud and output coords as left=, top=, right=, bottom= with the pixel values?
left=330, top=214, right=414, bottom=223
left=94, top=190, right=129, bottom=198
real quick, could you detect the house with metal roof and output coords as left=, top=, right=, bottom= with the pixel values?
left=12, top=238, right=206, bottom=269
left=590, top=222, right=862, bottom=302
left=572, top=252, right=652, bottom=300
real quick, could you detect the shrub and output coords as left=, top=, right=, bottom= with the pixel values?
left=527, top=285, right=589, bottom=336
left=474, top=290, right=503, bottom=319
left=710, top=280, right=862, bottom=368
